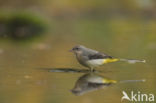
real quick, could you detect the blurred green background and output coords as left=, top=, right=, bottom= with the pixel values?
left=0, top=0, right=156, bottom=103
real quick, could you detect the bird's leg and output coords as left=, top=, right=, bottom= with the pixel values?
left=90, top=67, right=95, bottom=72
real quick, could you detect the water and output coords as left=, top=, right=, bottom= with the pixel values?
left=0, top=18, right=155, bottom=103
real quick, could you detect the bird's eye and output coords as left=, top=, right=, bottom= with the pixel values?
left=73, top=47, right=79, bottom=50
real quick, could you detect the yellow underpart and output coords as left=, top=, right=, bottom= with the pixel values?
left=103, top=58, right=119, bottom=64
left=103, top=79, right=117, bottom=84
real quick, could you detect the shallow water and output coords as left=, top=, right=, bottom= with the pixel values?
left=0, top=18, right=156, bottom=103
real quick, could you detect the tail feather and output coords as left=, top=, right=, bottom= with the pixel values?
left=103, top=58, right=119, bottom=64
left=119, top=58, right=146, bottom=64
left=103, top=58, right=146, bottom=64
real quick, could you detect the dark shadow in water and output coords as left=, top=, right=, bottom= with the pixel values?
left=48, top=68, right=90, bottom=73
left=40, top=68, right=114, bottom=74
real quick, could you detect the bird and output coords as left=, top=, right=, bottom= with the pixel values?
left=70, top=45, right=145, bottom=71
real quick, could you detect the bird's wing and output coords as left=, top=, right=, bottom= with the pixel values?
left=88, top=52, right=113, bottom=60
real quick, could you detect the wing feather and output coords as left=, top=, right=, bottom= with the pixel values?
left=88, top=52, right=113, bottom=60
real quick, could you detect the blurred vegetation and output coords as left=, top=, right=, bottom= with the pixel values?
left=0, top=0, right=156, bottom=19
left=0, top=12, right=48, bottom=41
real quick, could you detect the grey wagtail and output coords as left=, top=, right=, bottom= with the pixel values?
left=70, top=45, right=145, bottom=71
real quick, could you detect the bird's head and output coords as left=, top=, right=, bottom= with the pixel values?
left=70, top=45, right=85, bottom=54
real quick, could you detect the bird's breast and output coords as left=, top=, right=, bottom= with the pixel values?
left=76, top=54, right=89, bottom=67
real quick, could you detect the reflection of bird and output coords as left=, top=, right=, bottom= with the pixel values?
left=121, top=91, right=131, bottom=101
left=71, top=73, right=117, bottom=96
left=70, top=45, right=145, bottom=71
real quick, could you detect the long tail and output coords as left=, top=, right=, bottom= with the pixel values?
left=103, top=58, right=146, bottom=64
left=119, top=58, right=146, bottom=64
left=119, top=79, right=146, bottom=83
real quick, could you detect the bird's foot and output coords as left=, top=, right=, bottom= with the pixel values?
left=90, top=68, right=96, bottom=72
